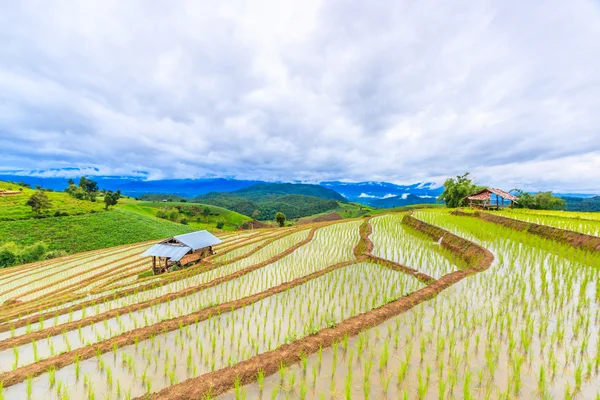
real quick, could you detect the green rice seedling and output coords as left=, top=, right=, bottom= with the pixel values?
left=257, top=369, right=265, bottom=391
left=26, top=375, right=32, bottom=399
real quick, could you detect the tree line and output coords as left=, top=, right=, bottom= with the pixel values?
left=438, top=173, right=566, bottom=210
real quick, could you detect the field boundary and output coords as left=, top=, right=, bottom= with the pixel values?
left=0, top=257, right=360, bottom=387
left=140, top=214, right=493, bottom=400
left=0, top=227, right=319, bottom=350
left=451, top=210, right=600, bottom=253
left=357, top=217, right=436, bottom=284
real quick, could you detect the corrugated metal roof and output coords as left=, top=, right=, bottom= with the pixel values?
left=173, top=230, right=222, bottom=251
left=141, top=244, right=192, bottom=262
left=465, top=188, right=519, bottom=202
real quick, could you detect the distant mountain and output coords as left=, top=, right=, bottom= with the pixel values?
left=321, top=181, right=442, bottom=207
left=233, top=183, right=345, bottom=202
left=194, top=183, right=343, bottom=220
left=562, top=196, right=600, bottom=212
left=0, top=175, right=263, bottom=198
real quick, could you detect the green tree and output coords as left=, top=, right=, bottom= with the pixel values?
left=26, top=191, right=52, bottom=215
left=513, top=190, right=565, bottom=210
left=438, top=173, right=483, bottom=208
left=67, top=178, right=75, bottom=186
left=78, top=176, right=99, bottom=201
left=252, top=209, right=261, bottom=219
left=103, top=190, right=121, bottom=210
left=275, top=211, right=286, bottom=227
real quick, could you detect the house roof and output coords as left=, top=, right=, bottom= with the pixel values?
left=140, top=230, right=222, bottom=261
left=465, top=188, right=519, bottom=202
left=140, top=243, right=192, bottom=262
left=172, top=231, right=222, bottom=250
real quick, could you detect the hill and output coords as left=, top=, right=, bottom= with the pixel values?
left=233, top=183, right=345, bottom=201
left=118, top=200, right=252, bottom=231
left=563, top=196, right=600, bottom=212
left=194, top=183, right=345, bottom=220
left=0, top=208, right=195, bottom=256
left=0, top=181, right=104, bottom=221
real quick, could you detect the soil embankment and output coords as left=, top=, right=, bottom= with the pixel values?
left=451, top=211, right=600, bottom=253
left=141, top=214, right=493, bottom=400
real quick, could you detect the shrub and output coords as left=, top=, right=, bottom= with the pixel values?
left=168, top=209, right=180, bottom=222
left=156, top=210, right=169, bottom=219
left=180, top=218, right=188, bottom=225
left=216, top=220, right=225, bottom=229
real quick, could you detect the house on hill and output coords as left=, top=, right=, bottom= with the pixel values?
left=464, top=188, right=519, bottom=210
left=0, top=189, right=21, bottom=196
left=141, top=230, right=222, bottom=274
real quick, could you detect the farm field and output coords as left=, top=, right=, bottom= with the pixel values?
left=0, top=210, right=598, bottom=399
left=495, top=209, right=600, bottom=236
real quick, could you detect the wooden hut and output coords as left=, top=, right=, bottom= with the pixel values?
left=464, top=188, right=519, bottom=210
left=141, top=231, right=222, bottom=274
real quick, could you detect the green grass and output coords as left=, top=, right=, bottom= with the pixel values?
left=0, top=209, right=196, bottom=254
left=0, top=181, right=104, bottom=221
left=117, top=200, right=252, bottom=231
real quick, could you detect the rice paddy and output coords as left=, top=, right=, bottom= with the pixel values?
left=0, top=210, right=598, bottom=399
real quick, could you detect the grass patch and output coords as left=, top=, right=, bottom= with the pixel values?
left=0, top=209, right=195, bottom=254
left=0, top=181, right=104, bottom=221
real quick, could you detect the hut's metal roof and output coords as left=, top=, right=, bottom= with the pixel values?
left=172, top=231, right=222, bottom=251
left=465, top=188, right=519, bottom=202
left=140, top=244, right=191, bottom=262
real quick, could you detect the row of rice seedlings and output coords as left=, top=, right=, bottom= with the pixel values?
left=0, top=243, right=151, bottom=304
left=210, top=229, right=290, bottom=263
left=0, top=231, right=249, bottom=322
left=495, top=209, right=600, bottom=237
left=0, top=228, right=312, bottom=340
left=17, top=258, right=154, bottom=303
left=0, top=222, right=358, bottom=371
left=233, top=210, right=599, bottom=399
left=2, top=261, right=424, bottom=399
left=370, top=214, right=463, bottom=278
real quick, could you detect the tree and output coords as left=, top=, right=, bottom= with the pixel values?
left=437, top=173, right=484, bottom=208
left=276, top=211, right=286, bottom=227
left=26, top=191, right=52, bottom=215
left=67, top=178, right=75, bottom=186
left=78, top=176, right=98, bottom=201
left=202, top=207, right=211, bottom=222
left=513, top=190, right=565, bottom=210
left=103, top=190, right=121, bottom=210
left=252, top=209, right=261, bottom=219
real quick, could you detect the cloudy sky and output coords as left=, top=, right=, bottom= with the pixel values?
left=1, top=0, right=599, bottom=193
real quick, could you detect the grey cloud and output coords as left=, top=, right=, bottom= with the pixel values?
left=1, top=0, right=599, bottom=192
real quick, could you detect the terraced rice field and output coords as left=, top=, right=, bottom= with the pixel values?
left=496, top=209, right=600, bottom=236
left=0, top=211, right=598, bottom=400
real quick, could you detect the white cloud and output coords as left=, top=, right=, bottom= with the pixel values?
left=1, top=0, right=600, bottom=192
left=358, top=193, right=378, bottom=198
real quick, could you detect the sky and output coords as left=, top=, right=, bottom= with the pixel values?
left=1, top=0, right=599, bottom=193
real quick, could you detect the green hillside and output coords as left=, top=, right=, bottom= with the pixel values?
left=117, top=200, right=252, bottom=231
left=0, top=208, right=196, bottom=255
left=194, top=192, right=340, bottom=220
left=0, top=181, right=104, bottom=221
left=233, top=183, right=345, bottom=201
